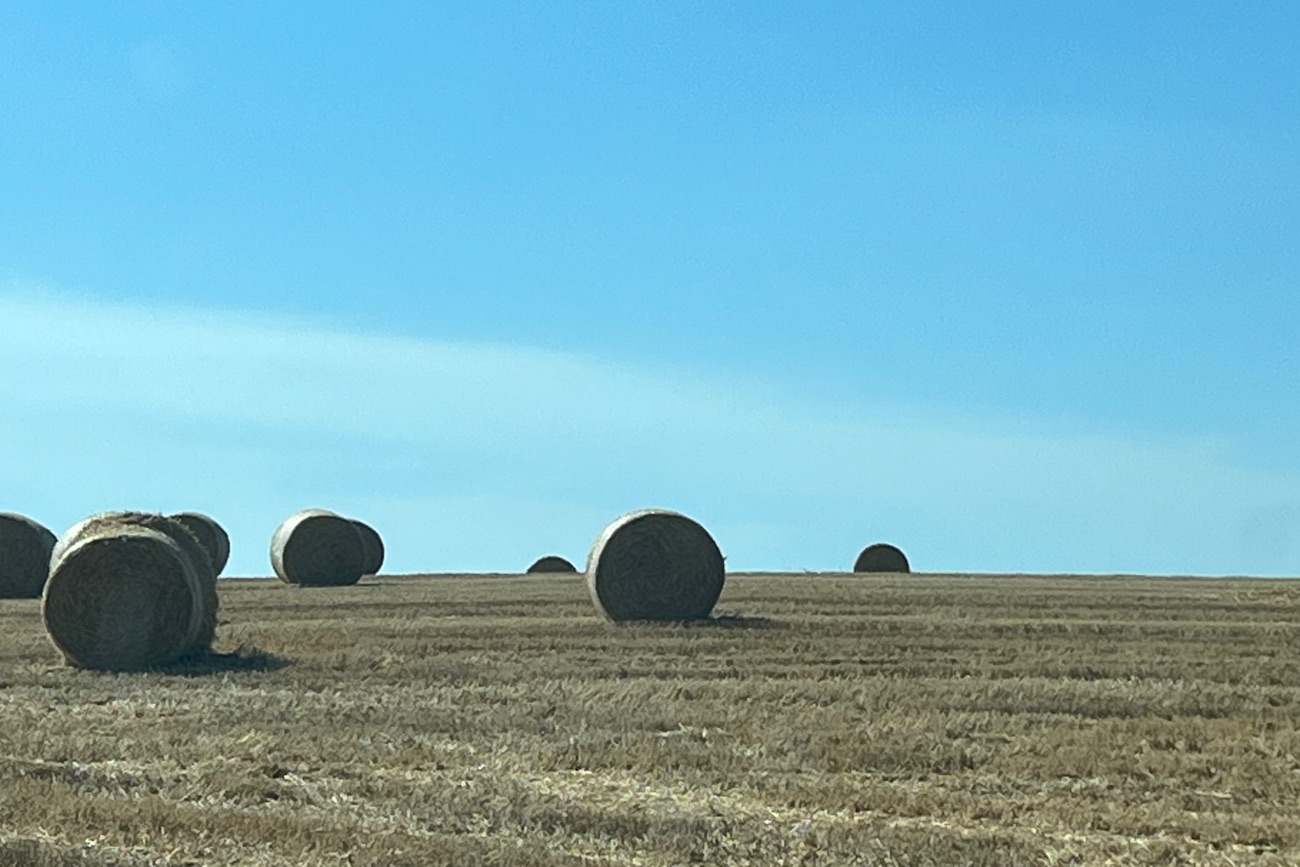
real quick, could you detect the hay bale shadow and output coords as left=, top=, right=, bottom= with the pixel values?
left=159, top=645, right=291, bottom=677
left=615, top=613, right=779, bottom=630
left=0, top=838, right=138, bottom=867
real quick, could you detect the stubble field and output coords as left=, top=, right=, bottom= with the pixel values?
left=2, top=572, right=1299, bottom=866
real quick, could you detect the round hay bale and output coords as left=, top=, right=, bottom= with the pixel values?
left=169, top=512, right=231, bottom=576
left=853, top=542, right=911, bottom=573
left=270, top=509, right=365, bottom=587
left=586, top=509, right=725, bottom=623
left=42, top=525, right=203, bottom=671
left=0, top=513, right=57, bottom=598
left=350, top=519, right=385, bottom=575
left=526, top=555, right=577, bottom=574
left=54, top=512, right=219, bottom=655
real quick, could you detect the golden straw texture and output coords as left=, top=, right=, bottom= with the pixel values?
left=270, top=509, right=365, bottom=587
left=586, top=509, right=725, bottom=622
left=0, top=512, right=56, bottom=598
left=170, top=512, right=231, bottom=576
left=853, top=542, right=911, bottom=573
left=42, top=526, right=203, bottom=671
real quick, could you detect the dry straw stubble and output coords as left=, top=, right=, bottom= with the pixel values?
left=854, top=542, right=911, bottom=573
left=53, top=512, right=220, bottom=654
left=0, top=513, right=57, bottom=598
left=586, top=509, right=725, bottom=622
left=271, top=509, right=366, bottom=587
left=527, top=555, right=578, bottom=574
left=169, top=511, right=231, bottom=575
left=42, top=525, right=203, bottom=671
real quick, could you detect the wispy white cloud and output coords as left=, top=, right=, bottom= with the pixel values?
left=2, top=287, right=1297, bottom=576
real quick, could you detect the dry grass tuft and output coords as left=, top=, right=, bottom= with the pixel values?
left=526, top=555, right=577, bottom=574
left=169, top=512, right=231, bottom=576
left=41, top=525, right=203, bottom=671
left=854, top=542, right=911, bottom=573
left=271, top=510, right=365, bottom=587
left=586, top=509, right=725, bottom=622
left=0, top=512, right=56, bottom=598
left=350, top=519, right=385, bottom=575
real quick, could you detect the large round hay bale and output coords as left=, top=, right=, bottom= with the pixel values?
left=586, top=509, right=725, bottom=622
left=42, top=526, right=204, bottom=671
left=0, top=513, right=57, bottom=598
left=270, top=509, right=365, bottom=587
left=169, top=512, right=230, bottom=575
left=853, top=542, right=911, bottom=573
left=526, top=555, right=577, bottom=574
left=350, top=519, right=385, bottom=575
left=54, top=512, right=219, bottom=655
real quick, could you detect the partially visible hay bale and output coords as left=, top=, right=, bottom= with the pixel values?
left=0, top=513, right=56, bottom=598
left=526, top=555, right=577, bottom=574
left=54, top=512, right=219, bottom=655
left=169, top=512, right=231, bottom=576
left=350, top=519, right=385, bottom=575
left=271, top=509, right=365, bottom=587
left=853, top=542, right=911, bottom=573
left=42, top=526, right=203, bottom=671
left=586, top=509, right=725, bottom=622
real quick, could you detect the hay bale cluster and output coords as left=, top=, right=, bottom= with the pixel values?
left=586, top=509, right=725, bottom=622
left=853, top=542, right=910, bottom=573
left=170, top=512, right=231, bottom=576
left=271, top=509, right=383, bottom=586
left=42, top=511, right=221, bottom=671
left=0, top=513, right=57, bottom=599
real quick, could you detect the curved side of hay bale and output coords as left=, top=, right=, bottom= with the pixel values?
left=350, top=519, right=385, bottom=575
left=169, top=512, right=231, bottom=576
left=270, top=509, right=365, bottom=587
left=526, top=555, right=577, bottom=574
left=56, top=512, right=219, bottom=655
left=586, top=509, right=725, bottom=623
left=853, top=542, right=911, bottom=573
left=0, top=513, right=57, bottom=599
left=42, top=526, right=203, bottom=671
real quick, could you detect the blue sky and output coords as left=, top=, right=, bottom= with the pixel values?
left=2, top=4, right=1297, bottom=576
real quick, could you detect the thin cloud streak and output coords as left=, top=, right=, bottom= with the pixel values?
left=2, top=289, right=1297, bottom=577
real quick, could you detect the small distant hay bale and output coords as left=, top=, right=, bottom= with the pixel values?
left=169, top=512, right=231, bottom=575
left=586, top=509, right=725, bottom=622
left=527, top=555, right=577, bottom=574
left=0, top=513, right=57, bottom=599
left=271, top=509, right=365, bottom=587
left=350, top=519, right=385, bottom=575
left=853, top=542, right=911, bottom=573
left=53, top=512, right=220, bottom=655
left=42, top=525, right=204, bottom=671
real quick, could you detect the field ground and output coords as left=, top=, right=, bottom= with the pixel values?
left=2, top=572, right=1300, bottom=866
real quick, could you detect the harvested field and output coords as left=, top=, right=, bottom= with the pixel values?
left=1, top=572, right=1299, bottom=866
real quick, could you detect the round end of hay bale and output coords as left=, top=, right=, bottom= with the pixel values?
left=56, top=512, right=219, bottom=655
left=853, top=543, right=910, bottom=573
left=586, top=509, right=725, bottom=623
left=169, top=512, right=231, bottom=576
left=0, top=513, right=57, bottom=598
left=526, top=555, right=577, bottom=574
left=42, top=527, right=203, bottom=671
left=271, top=509, right=365, bottom=587
left=350, top=519, right=385, bottom=575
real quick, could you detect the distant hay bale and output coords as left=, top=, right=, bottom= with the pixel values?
left=586, top=509, right=725, bottom=622
left=169, top=512, right=231, bottom=576
left=853, top=543, right=911, bottom=573
left=42, top=525, right=204, bottom=671
left=53, top=512, right=220, bottom=655
left=527, top=555, right=577, bottom=574
left=0, top=513, right=57, bottom=598
left=270, top=509, right=365, bottom=587
left=350, top=519, right=385, bottom=575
